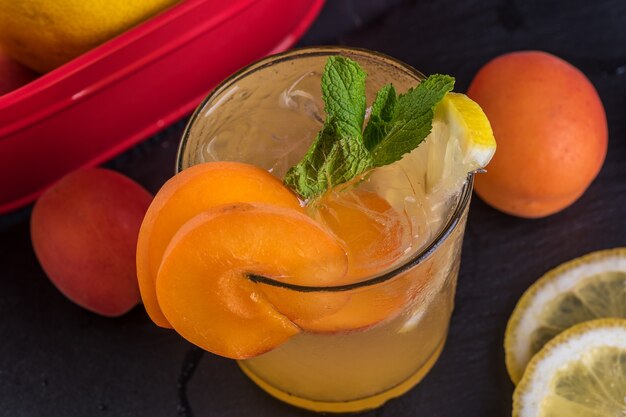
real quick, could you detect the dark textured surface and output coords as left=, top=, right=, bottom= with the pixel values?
left=1, top=1, right=626, bottom=416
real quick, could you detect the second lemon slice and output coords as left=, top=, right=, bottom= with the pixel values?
left=513, top=319, right=626, bottom=417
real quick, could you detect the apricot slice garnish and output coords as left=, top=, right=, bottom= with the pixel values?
left=155, top=203, right=348, bottom=359
left=136, top=162, right=303, bottom=328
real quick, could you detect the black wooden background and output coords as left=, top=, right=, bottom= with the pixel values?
left=1, top=0, right=625, bottom=416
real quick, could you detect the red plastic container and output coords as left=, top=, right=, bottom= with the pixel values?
left=0, top=0, right=324, bottom=214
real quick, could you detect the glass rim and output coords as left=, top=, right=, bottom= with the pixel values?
left=177, top=46, right=427, bottom=172
left=176, top=45, right=472, bottom=293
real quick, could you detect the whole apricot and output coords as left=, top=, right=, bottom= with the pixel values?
left=467, top=51, right=607, bottom=218
left=31, top=169, right=152, bottom=316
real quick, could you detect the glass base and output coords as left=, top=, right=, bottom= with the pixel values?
left=238, top=338, right=446, bottom=413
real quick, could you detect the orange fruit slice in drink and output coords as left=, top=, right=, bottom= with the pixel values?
left=288, top=188, right=411, bottom=333
left=313, top=188, right=406, bottom=278
left=136, top=162, right=303, bottom=328
left=155, top=203, right=348, bottom=359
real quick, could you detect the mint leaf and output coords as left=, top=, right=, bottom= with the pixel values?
left=284, top=56, right=370, bottom=199
left=370, top=74, right=455, bottom=167
left=363, top=84, right=397, bottom=151
left=284, top=123, right=372, bottom=199
left=321, top=56, right=367, bottom=141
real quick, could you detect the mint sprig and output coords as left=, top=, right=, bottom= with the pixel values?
left=283, top=56, right=371, bottom=199
left=284, top=56, right=454, bottom=200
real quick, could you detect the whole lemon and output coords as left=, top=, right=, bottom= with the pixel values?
left=0, top=0, right=179, bottom=73
left=468, top=51, right=607, bottom=218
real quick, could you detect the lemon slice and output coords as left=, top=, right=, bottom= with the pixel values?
left=425, top=92, right=496, bottom=193
left=513, top=319, right=626, bottom=417
left=439, top=92, right=497, bottom=168
left=505, top=248, right=626, bottom=384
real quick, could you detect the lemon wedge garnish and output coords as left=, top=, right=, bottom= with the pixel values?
left=438, top=92, right=497, bottom=168
left=505, top=248, right=626, bottom=384
left=425, top=92, right=496, bottom=194
left=513, top=319, right=626, bottom=417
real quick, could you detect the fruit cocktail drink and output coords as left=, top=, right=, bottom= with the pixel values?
left=139, top=47, right=494, bottom=413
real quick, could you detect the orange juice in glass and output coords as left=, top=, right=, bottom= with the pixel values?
left=174, top=46, right=483, bottom=412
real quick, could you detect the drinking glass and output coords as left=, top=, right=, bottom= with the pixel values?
left=177, top=46, right=472, bottom=413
